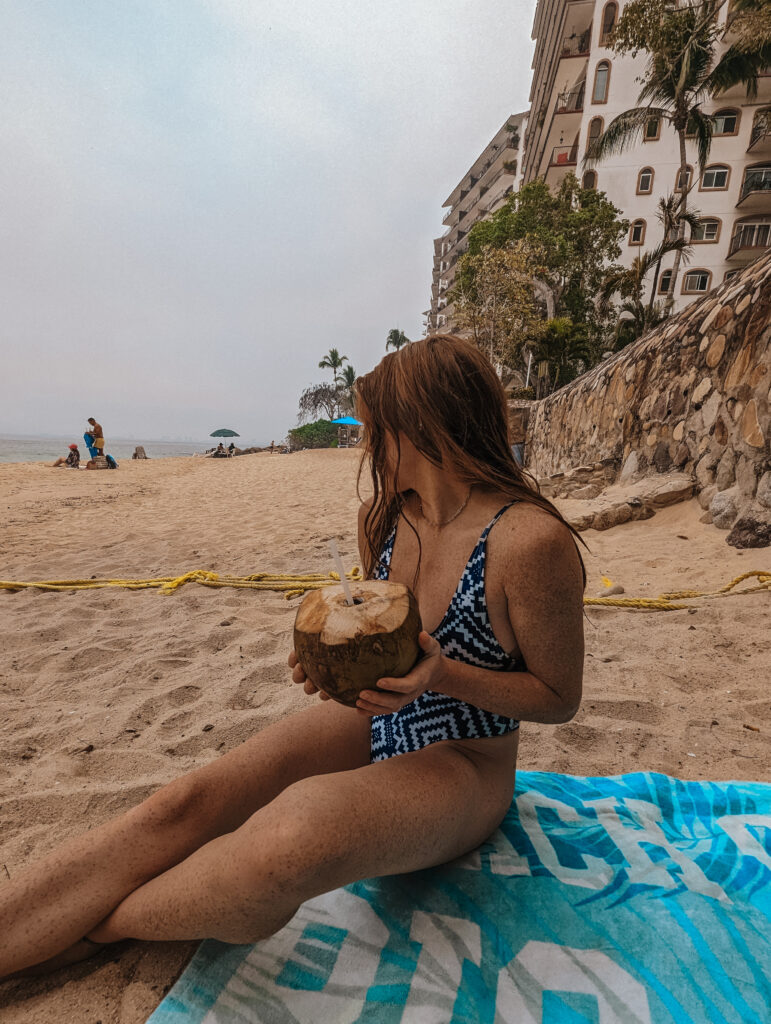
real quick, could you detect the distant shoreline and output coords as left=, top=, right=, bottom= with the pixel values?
left=0, top=435, right=265, bottom=465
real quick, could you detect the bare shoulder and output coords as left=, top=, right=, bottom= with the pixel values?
left=491, top=500, right=584, bottom=584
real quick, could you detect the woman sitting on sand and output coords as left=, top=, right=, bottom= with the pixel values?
left=51, top=444, right=80, bottom=469
left=0, top=336, right=585, bottom=979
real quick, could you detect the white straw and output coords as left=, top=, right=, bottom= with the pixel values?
left=328, top=538, right=355, bottom=605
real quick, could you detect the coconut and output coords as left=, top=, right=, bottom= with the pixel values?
left=293, top=580, right=422, bottom=707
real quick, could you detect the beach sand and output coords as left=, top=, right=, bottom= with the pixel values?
left=1, top=450, right=768, bottom=1022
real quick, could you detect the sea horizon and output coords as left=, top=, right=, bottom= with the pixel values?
left=0, top=434, right=269, bottom=464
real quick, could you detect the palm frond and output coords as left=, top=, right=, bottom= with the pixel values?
left=707, top=43, right=771, bottom=98
left=584, top=107, right=667, bottom=167
left=688, top=107, right=714, bottom=171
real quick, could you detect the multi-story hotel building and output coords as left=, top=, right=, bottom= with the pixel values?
left=425, top=112, right=527, bottom=334
left=524, top=0, right=771, bottom=310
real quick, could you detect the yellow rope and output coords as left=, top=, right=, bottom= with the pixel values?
left=584, top=570, right=771, bottom=611
left=0, top=568, right=363, bottom=600
left=0, top=569, right=767, bottom=609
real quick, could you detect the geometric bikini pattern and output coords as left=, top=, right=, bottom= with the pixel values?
left=370, top=504, right=521, bottom=762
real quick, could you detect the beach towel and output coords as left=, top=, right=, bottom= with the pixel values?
left=147, top=771, right=771, bottom=1024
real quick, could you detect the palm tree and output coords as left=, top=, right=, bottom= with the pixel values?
left=585, top=0, right=770, bottom=307
left=527, top=317, right=592, bottom=395
left=648, top=195, right=702, bottom=313
left=318, top=348, right=349, bottom=386
left=386, top=329, right=410, bottom=351
left=600, top=238, right=691, bottom=344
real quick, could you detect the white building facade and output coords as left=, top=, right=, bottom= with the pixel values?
left=524, top=0, right=771, bottom=311
left=425, top=113, right=528, bottom=334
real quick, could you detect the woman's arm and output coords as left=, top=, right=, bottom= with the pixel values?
left=356, top=512, right=584, bottom=724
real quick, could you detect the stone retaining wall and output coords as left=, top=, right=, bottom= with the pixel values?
left=525, top=252, right=771, bottom=543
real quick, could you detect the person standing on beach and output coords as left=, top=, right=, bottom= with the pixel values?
left=0, top=336, right=585, bottom=979
left=87, top=417, right=105, bottom=456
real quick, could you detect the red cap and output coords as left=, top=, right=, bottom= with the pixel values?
left=69, top=444, right=78, bottom=449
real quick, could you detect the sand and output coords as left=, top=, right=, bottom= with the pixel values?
left=1, top=450, right=769, bottom=1022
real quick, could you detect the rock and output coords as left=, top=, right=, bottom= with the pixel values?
left=695, top=455, right=716, bottom=489
left=706, top=334, right=726, bottom=367
left=701, top=390, right=721, bottom=430
left=697, top=484, right=718, bottom=510
left=565, top=511, right=595, bottom=531
left=596, top=583, right=625, bottom=597
left=715, top=449, right=736, bottom=491
left=572, top=483, right=603, bottom=500
left=757, top=471, right=771, bottom=510
left=692, top=376, right=712, bottom=404
left=619, top=451, right=639, bottom=482
left=699, top=511, right=713, bottom=524
left=726, top=508, right=771, bottom=548
left=710, top=488, right=739, bottom=529
left=736, top=456, right=760, bottom=498
left=652, top=442, right=672, bottom=473
left=740, top=400, right=764, bottom=448
left=636, top=473, right=694, bottom=508
left=592, top=503, right=634, bottom=531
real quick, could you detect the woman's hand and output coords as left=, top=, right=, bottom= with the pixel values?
left=287, top=650, right=331, bottom=700
left=356, top=632, right=444, bottom=716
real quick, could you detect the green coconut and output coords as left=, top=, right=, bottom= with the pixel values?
left=293, top=580, right=422, bottom=707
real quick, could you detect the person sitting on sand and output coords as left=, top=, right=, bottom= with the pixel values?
left=51, top=444, right=80, bottom=469
left=0, top=335, right=585, bottom=980
left=227, top=442, right=235, bottom=456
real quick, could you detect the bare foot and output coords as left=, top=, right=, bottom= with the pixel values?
left=2, top=938, right=106, bottom=982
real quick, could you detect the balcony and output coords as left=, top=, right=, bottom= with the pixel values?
left=549, top=144, right=578, bottom=167
left=555, top=83, right=585, bottom=114
left=560, top=28, right=591, bottom=58
left=728, top=219, right=771, bottom=259
left=736, top=167, right=771, bottom=210
left=748, top=110, right=771, bottom=155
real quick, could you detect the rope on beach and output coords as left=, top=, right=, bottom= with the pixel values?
left=584, top=570, right=771, bottom=611
left=0, top=568, right=364, bottom=600
left=0, top=569, right=768, bottom=607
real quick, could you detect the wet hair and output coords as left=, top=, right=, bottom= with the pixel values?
left=355, top=334, right=586, bottom=585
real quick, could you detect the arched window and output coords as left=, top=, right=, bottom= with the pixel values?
left=600, top=2, right=618, bottom=44
left=586, top=116, right=604, bottom=154
left=691, top=218, right=721, bottom=242
left=675, top=164, right=693, bottom=192
left=712, top=109, right=739, bottom=136
left=659, top=269, right=673, bottom=293
left=637, top=167, right=654, bottom=194
left=629, top=219, right=646, bottom=245
left=700, top=164, right=730, bottom=190
left=582, top=169, right=597, bottom=189
left=682, top=269, right=712, bottom=294
left=592, top=61, right=611, bottom=103
left=644, top=117, right=661, bottom=141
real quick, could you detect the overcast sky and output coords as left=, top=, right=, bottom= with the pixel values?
left=0, top=0, right=535, bottom=443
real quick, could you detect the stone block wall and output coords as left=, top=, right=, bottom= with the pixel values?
left=526, top=252, right=771, bottom=525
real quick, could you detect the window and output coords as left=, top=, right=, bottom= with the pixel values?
left=586, top=116, right=604, bottom=154
left=629, top=219, right=646, bottom=245
left=682, top=269, right=711, bottom=294
left=701, top=164, right=730, bottom=190
left=644, top=117, right=661, bottom=141
left=637, top=167, right=654, bottom=194
left=692, top=218, right=721, bottom=242
left=600, top=2, right=618, bottom=43
left=712, top=109, right=739, bottom=136
left=582, top=169, right=597, bottom=189
left=724, top=270, right=740, bottom=282
left=675, top=165, right=693, bottom=191
left=593, top=61, right=611, bottom=104
left=659, top=269, right=673, bottom=293
left=732, top=218, right=771, bottom=252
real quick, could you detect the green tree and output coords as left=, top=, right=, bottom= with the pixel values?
left=452, top=242, right=542, bottom=376
left=586, top=0, right=771, bottom=306
left=386, top=329, right=410, bottom=351
left=288, top=419, right=339, bottom=451
left=338, top=365, right=358, bottom=414
left=465, top=174, right=627, bottom=353
left=648, top=194, right=702, bottom=311
left=318, top=347, right=349, bottom=385
left=526, top=317, right=592, bottom=396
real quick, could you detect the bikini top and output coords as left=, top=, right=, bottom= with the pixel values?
left=374, top=502, right=522, bottom=672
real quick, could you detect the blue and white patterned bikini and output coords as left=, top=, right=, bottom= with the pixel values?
left=370, top=503, right=522, bottom=762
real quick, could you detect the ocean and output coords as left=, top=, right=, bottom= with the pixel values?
left=0, top=435, right=219, bottom=464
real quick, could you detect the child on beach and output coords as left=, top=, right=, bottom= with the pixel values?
left=0, top=336, right=585, bottom=980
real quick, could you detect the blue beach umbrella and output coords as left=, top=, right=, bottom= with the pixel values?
left=331, top=416, right=363, bottom=426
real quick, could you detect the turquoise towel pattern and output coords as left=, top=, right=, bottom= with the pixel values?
left=147, top=771, right=771, bottom=1023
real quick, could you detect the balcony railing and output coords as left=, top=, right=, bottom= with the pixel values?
left=728, top=221, right=771, bottom=257
left=556, top=84, right=585, bottom=114
left=561, top=29, right=591, bottom=57
left=740, top=168, right=771, bottom=201
left=749, top=110, right=771, bottom=151
left=549, top=144, right=578, bottom=166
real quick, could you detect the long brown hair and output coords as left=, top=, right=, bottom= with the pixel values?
left=355, top=334, right=586, bottom=585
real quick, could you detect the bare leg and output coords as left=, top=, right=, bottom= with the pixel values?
left=0, top=701, right=370, bottom=979
left=90, top=738, right=517, bottom=946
